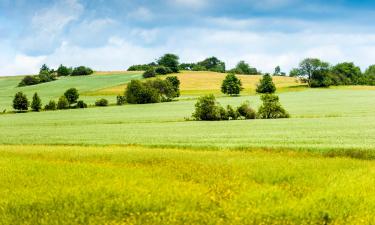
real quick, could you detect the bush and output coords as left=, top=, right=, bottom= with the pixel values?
left=64, top=88, right=79, bottom=106
left=256, top=74, right=276, bottom=94
left=166, top=76, right=180, bottom=97
left=155, top=66, right=172, bottom=75
left=126, top=80, right=158, bottom=104
left=57, top=65, right=71, bottom=76
left=71, top=66, right=93, bottom=76
left=76, top=100, right=88, bottom=109
left=221, top=73, right=242, bottom=96
left=116, top=95, right=126, bottom=105
left=192, top=94, right=222, bottom=121
left=237, top=101, right=256, bottom=119
left=127, top=63, right=156, bottom=71
left=57, top=96, right=69, bottom=110
left=95, top=98, right=109, bottom=107
left=44, top=100, right=57, bottom=111
left=227, top=105, right=239, bottom=120
left=13, top=92, right=29, bottom=111
left=143, top=69, right=156, bottom=78
left=145, top=79, right=177, bottom=102
left=257, top=94, right=289, bottom=119
left=18, top=76, right=40, bottom=87
left=38, top=70, right=56, bottom=83
left=31, top=92, right=42, bottom=112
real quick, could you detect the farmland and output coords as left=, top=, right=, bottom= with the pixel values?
left=1, top=71, right=375, bottom=224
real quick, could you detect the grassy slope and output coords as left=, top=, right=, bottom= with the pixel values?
left=0, top=71, right=142, bottom=110
left=1, top=89, right=375, bottom=155
left=1, top=145, right=374, bottom=225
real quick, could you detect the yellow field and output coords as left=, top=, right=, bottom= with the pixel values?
left=91, top=71, right=303, bottom=96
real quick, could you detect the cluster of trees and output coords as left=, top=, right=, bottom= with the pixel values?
left=123, top=76, right=180, bottom=104
left=12, top=88, right=109, bottom=113
left=290, top=58, right=375, bottom=87
left=19, top=64, right=93, bottom=87
left=180, top=57, right=226, bottom=73
left=192, top=94, right=289, bottom=121
left=128, top=54, right=180, bottom=78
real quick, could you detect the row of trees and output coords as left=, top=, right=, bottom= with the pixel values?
left=18, top=64, right=93, bottom=87
left=290, top=58, right=375, bottom=87
left=12, top=88, right=108, bottom=112
left=221, top=73, right=276, bottom=96
left=192, top=94, right=289, bottom=121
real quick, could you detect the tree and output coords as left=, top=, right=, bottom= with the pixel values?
left=166, top=76, right=180, bottom=97
left=71, top=66, right=93, bottom=76
left=64, top=88, right=79, bottom=106
left=157, top=54, right=180, bottom=73
left=39, top=64, right=50, bottom=74
left=256, top=74, right=276, bottom=94
left=364, top=65, right=375, bottom=85
left=232, top=61, right=258, bottom=75
left=192, top=94, right=222, bottom=121
left=143, top=68, right=156, bottom=78
left=237, top=101, right=256, bottom=119
left=257, top=94, right=289, bottom=119
left=57, top=65, right=71, bottom=76
left=13, top=92, right=29, bottom=112
left=331, top=62, right=362, bottom=85
left=289, top=68, right=299, bottom=77
left=145, top=79, right=177, bottom=102
left=57, top=96, right=69, bottom=110
left=197, top=57, right=226, bottom=73
left=221, top=73, right=242, bottom=96
left=31, top=92, right=42, bottom=112
left=125, top=80, right=160, bottom=104
left=95, top=98, right=109, bottom=107
left=44, top=100, right=57, bottom=111
left=155, top=66, right=172, bottom=75
left=298, top=58, right=330, bottom=87
left=274, top=66, right=281, bottom=76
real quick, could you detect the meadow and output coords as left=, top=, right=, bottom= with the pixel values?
left=1, top=71, right=375, bottom=224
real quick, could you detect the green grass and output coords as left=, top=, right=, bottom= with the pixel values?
left=0, top=72, right=142, bottom=110
left=0, top=145, right=374, bottom=224
left=0, top=89, right=375, bottom=156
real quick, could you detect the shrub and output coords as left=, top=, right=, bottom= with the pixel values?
left=166, top=76, right=180, bottom=97
left=95, top=98, right=109, bottom=107
left=145, top=79, right=177, bottom=102
left=221, top=73, right=242, bottom=96
left=38, top=70, right=56, bottom=83
left=44, top=100, right=57, bottom=111
left=192, top=94, right=222, bottom=121
left=116, top=95, right=126, bottom=105
left=57, top=96, right=69, bottom=110
left=143, top=69, right=156, bottom=78
left=76, top=100, right=88, bottom=109
left=227, top=105, right=239, bottom=120
left=126, top=80, right=158, bottom=104
left=155, top=66, right=172, bottom=75
left=13, top=92, right=29, bottom=112
left=64, top=88, right=79, bottom=106
left=57, top=65, right=71, bottom=76
left=71, top=66, right=93, bottom=76
left=18, top=76, right=40, bottom=87
left=257, top=94, right=289, bottom=119
left=127, top=63, right=156, bottom=71
left=237, top=101, right=256, bottom=119
left=31, top=92, right=42, bottom=112
left=256, top=73, right=276, bottom=94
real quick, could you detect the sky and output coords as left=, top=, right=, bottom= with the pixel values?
left=1, top=0, right=375, bottom=75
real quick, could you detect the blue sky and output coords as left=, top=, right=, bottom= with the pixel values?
left=1, top=0, right=375, bottom=75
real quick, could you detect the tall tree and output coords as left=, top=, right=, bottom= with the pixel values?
left=221, top=73, right=243, bottom=96
left=256, top=74, right=276, bottom=94
left=31, top=92, right=42, bottom=112
left=157, top=54, right=180, bottom=73
left=298, top=58, right=330, bottom=87
left=13, top=92, right=29, bottom=112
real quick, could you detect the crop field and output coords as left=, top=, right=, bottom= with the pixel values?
left=1, top=71, right=375, bottom=224
left=1, top=145, right=374, bottom=225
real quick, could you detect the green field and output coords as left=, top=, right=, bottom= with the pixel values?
left=1, top=71, right=375, bottom=224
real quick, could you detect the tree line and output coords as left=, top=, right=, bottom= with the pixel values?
left=19, top=64, right=93, bottom=87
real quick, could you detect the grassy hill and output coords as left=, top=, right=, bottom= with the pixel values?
left=1, top=71, right=375, bottom=224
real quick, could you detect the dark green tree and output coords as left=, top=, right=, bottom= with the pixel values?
left=143, top=68, right=156, bottom=78
left=57, top=64, right=71, bottom=76
left=232, top=61, right=258, bottom=75
left=331, top=62, right=362, bottom=85
left=274, top=66, right=281, bottom=76
left=13, top=92, right=29, bottom=112
left=57, top=96, right=69, bottom=110
left=44, top=100, right=57, bottom=111
left=221, top=73, right=242, bottom=96
left=157, top=54, right=180, bottom=73
left=289, top=68, right=299, bottom=77
left=256, top=74, right=276, bottom=94
left=192, top=94, right=222, bottom=121
left=64, top=88, right=79, bottom=106
left=298, top=58, right=330, bottom=87
left=31, top=92, right=42, bottom=112
left=197, top=57, right=226, bottom=73
left=166, top=76, right=180, bottom=97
